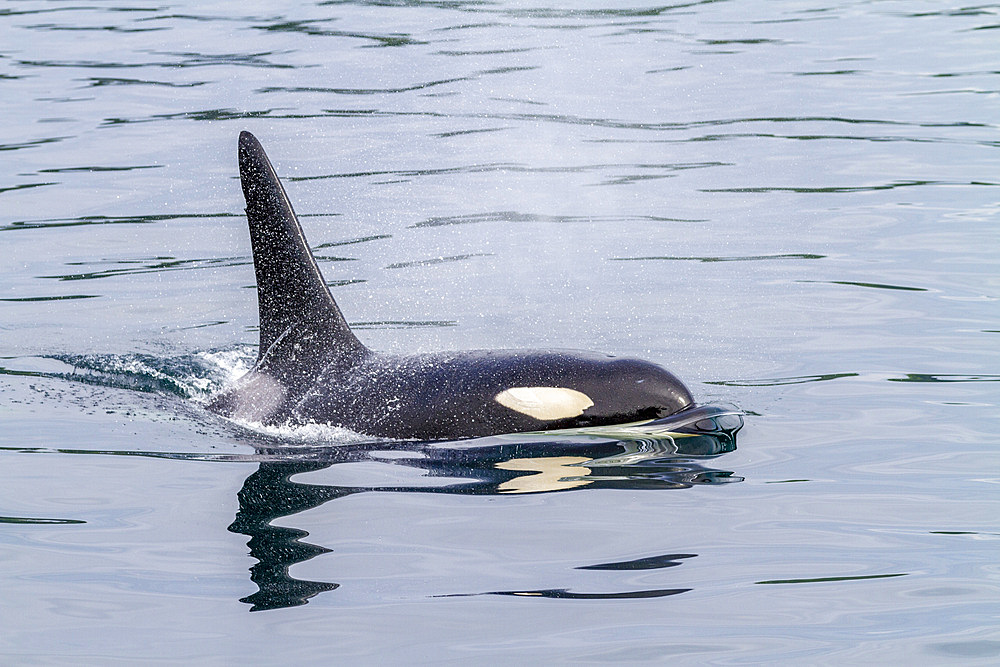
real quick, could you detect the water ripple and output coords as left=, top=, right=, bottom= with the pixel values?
left=0, top=136, right=71, bottom=152
left=384, top=253, right=490, bottom=270
left=313, top=234, right=390, bottom=249
left=251, top=19, right=425, bottom=47
left=102, top=108, right=284, bottom=125
left=1, top=212, right=241, bottom=232
left=441, top=587, right=690, bottom=599
left=35, top=165, right=162, bottom=174
left=577, top=553, right=697, bottom=571
left=0, top=6, right=96, bottom=17
left=797, top=280, right=928, bottom=292
left=410, top=211, right=703, bottom=228
left=756, top=573, right=908, bottom=585
left=436, top=47, right=540, bottom=56
left=887, top=374, right=1000, bottom=384
left=0, top=515, right=86, bottom=525
left=704, top=180, right=999, bottom=193
left=0, top=294, right=100, bottom=302
left=23, top=21, right=167, bottom=34
left=258, top=78, right=466, bottom=95
left=351, top=320, right=457, bottom=329
left=39, top=255, right=252, bottom=282
left=707, top=373, right=859, bottom=387
left=83, top=77, right=209, bottom=88
left=16, top=51, right=298, bottom=71
left=284, top=162, right=724, bottom=183
left=432, top=126, right=510, bottom=138
left=0, top=182, right=57, bottom=195
left=613, top=253, right=825, bottom=262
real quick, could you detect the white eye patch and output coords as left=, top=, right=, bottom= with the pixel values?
left=494, top=386, right=594, bottom=421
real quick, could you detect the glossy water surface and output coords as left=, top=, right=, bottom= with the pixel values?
left=2, top=1, right=999, bottom=664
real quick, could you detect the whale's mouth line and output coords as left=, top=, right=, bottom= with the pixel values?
left=509, top=403, right=744, bottom=441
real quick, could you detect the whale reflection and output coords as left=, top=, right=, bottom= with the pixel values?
left=228, top=405, right=743, bottom=611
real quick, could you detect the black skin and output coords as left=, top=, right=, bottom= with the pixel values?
left=212, top=347, right=693, bottom=440
left=207, top=132, right=694, bottom=440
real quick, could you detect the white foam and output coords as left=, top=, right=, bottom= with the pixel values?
left=197, top=348, right=254, bottom=384
left=225, top=415, right=380, bottom=446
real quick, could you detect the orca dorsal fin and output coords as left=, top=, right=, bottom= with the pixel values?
left=238, top=131, right=367, bottom=369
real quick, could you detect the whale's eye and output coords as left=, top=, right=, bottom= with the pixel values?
left=495, top=387, right=594, bottom=421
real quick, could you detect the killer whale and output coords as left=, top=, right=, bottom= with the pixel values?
left=207, top=131, right=695, bottom=440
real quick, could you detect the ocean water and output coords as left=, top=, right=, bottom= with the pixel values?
left=2, top=1, right=998, bottom=663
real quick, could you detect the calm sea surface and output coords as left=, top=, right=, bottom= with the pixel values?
left=2, top=1, right=998, bottom=663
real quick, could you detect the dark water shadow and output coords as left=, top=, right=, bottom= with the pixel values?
left=228, top=406, right=743, bottom=611
left=436, top=587, right=690, bottom=600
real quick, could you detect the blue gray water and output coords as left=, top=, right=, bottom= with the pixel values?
left=2, top=1, right=999, bottom=663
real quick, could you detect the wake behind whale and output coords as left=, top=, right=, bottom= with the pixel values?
left=208, top=132, right=709, bottom=441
